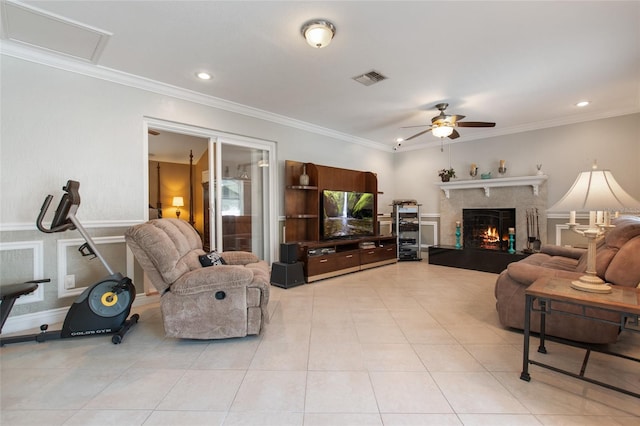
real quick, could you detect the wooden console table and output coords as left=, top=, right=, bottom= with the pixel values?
left=521, top=278, right=640, bottom=398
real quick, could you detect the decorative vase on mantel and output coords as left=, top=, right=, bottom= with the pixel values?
left=299, top=164, right=310, bottom=186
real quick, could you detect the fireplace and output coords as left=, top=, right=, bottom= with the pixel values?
left=463, top=208, right=516, bottom=252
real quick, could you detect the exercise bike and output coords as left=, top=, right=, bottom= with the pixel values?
left=0, top=180, right=139, bottom=346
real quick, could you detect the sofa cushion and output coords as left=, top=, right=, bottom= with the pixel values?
left=605, top=234, right=640, bottom=287
left=575, top=216, right=640, bottom=279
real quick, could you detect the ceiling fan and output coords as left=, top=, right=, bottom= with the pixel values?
left=403, top=103, right=496, bottom=141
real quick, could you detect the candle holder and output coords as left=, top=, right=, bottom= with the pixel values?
left=469, top=167, right=478, bottom=179
left=455, top=223, right=461, bottom=249
left=508, top=233, right=515, bottom=254
left=498, top=166, right=507, bottom=176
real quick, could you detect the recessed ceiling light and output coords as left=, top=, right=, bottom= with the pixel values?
left=576, top=100, right=590, bottom=107
left=395, top=137, right=404, bottom=142
left=196, top=72, right=212, bottom=80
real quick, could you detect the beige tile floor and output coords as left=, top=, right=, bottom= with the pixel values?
left=1, top=262, right=639, bottom=425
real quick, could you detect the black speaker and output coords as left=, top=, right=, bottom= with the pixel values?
left=279, top=243, right=298, bottom=264
left=270, top=262, right=305, bottom=289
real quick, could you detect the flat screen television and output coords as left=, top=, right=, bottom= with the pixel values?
left=321, top=190, right=374, bottom=240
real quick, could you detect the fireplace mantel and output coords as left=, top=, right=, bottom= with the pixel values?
left=437, top=175, right=548, bottom=198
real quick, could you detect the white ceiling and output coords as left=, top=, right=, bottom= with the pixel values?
left=3, top=1, right=640, bottom=151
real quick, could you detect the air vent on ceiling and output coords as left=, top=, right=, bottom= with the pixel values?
left=352, top=70, right=387, bottom=86
left=1, top=1, right=111, bottom=63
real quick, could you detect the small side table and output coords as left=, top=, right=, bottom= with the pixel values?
left=520, top=277, right=640, bottom=398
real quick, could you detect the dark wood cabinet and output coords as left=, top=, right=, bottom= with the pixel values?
left=284, top=160, right=395, bottom=282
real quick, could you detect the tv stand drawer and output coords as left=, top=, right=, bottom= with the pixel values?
left=307, top=250, right=360, bottom=276
left=360, top=245, right=397, bottom=265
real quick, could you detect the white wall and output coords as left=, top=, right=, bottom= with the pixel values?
left=0, top=56, right=395, bottom=226
left=393, top=113, right=640, bottom=215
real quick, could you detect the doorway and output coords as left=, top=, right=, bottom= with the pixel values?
left=144, top=119, right=277, bottom=265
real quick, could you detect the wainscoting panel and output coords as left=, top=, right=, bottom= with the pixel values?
left=0, top=240, right=44, bottom=304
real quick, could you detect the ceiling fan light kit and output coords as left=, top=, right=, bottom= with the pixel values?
left=432, top=125, right=454, bottom=138
left=301, top=19, right=336, bottom=48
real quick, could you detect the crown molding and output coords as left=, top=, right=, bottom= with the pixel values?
left=0, top=41, right=392, bottom=152
left=3, top=41, right=636, bottom=154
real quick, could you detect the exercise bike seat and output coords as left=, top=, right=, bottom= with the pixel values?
left=1, top=279, right=49, bottom=333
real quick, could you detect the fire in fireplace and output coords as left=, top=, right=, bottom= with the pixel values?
left=463, top=208, right=516, bottom=251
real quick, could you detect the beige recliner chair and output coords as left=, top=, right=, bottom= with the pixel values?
left=125, top=218, right=269, bottom=340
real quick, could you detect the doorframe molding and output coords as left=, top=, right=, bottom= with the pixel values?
left=142, top=117, right=278, bottom=263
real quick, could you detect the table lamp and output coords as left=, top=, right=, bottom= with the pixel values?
left=172, top=196, right=184, bottom=219
left=548, top=162, right=640, bottom=293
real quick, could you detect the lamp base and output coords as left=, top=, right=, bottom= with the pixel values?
left=571, top=274, right=612, bottom=294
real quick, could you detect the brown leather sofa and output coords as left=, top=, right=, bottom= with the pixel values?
left=494, top=215, right=640, bottom=344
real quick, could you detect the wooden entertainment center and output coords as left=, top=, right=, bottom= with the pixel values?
left=285, top=160, right=397, bottom=282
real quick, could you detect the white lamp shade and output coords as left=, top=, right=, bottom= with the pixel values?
left=548, top=168, right=640, bottom=212
left=432, top=125, right=454, bottom=138
left=302, top=20, right=335, bottom=48
left=172, top=196, right=184, bottom=208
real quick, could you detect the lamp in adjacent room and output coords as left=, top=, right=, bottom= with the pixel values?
left=172, top=196, right=184, bottom=219
left=301, top=19, right=336, bottom=48
left=548, top=162, right=640, bottom=293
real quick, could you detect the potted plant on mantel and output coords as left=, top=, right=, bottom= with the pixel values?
left=438, top=168, right=456, bottom=182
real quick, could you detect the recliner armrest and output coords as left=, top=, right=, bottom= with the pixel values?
left=220, top=251, right=260, bottom=266
left=540, top=244, right=586, bottom=260
left=506, top=262, right=583, bottom=286
left=170, top=265, right=254, bottom=296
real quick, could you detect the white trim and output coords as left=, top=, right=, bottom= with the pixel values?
left=554, top=223, right=589, bottom=246
left=1, top=41, right=390, bottom=151
left=57, top=235, right=128, bottom=298
left=0, top=292, right=159, bottom=335
left=0, top=220, right=142, bottom=232
left=420, top=220, right=439, bottom=248
left=0, top=240, right=44, bottom=304
left=438, top=175, right=548, bottom=199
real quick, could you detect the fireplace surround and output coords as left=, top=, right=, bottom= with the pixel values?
left=437, top=178, right=547, bottom=257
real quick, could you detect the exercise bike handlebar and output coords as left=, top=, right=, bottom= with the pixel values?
left=36, top=180, right=80, bottom=234
left=36, top=195, right=74, bottom=233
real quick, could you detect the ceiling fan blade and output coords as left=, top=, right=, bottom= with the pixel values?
left=401, top=124, right=430, bottom=129
left=448, top=129, right=460, bottom=139
left=148, top=129, right=160, bottom=135
left=456, top=121, right=496, bottom=128
left=449, top=114, right=466, bottom=124
left=404, top=128, right=433, bottom=141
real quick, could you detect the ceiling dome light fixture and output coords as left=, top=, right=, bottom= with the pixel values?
left=576, top=100, right=590, bottom=107
left=196, top=72, right=212, bottom=80
left=432, top=125, right=454, bottom=138
left=301, top=19, right=336, bottom=48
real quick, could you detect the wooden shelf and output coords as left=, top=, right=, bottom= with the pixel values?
left=437, top=175, right=548, bottom=198
left=287, top=185, right=318, bottom=190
